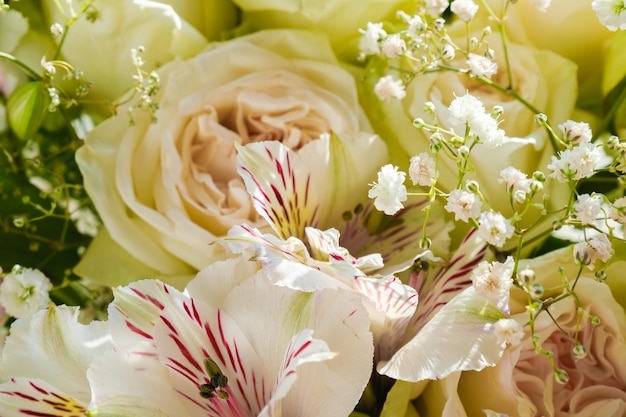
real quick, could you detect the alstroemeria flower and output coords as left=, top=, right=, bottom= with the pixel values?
left=0, top=305, right=113, bottom=416
left=98, top=257, right=374, bottom=416
left=236, top=138, right=451, bottom=275
left=0, top=257, right=374, bottom=417
left=378, top=231, right=514, bottom=381
left=222, top=223, right=419, bottom=366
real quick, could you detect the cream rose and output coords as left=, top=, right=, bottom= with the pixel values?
left=0, top=8, right=49, bottom=97
left=41, top=0, right=211, bottom=114
left=231, top=0, right=410, bottom=57
left=501, top=0, right=616, bottom=109
left=75, top=29, right=384, bottom=289
left=413, top=248, right=626, bottom=417
left=364, top=28, right=576, bottom=245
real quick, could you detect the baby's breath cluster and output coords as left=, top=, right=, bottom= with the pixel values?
left=362, top=0, right=626, bottom=383
left=113, top=45, right=161, bottom=125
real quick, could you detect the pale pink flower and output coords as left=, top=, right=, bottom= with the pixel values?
left=409, top=152, right=436, bottom=186
left=374, top=75, right=406, bottom=100
left=445, top=189, right=482, bottom=222
left=451, top=0, right=479, bottom=21
left=477, top=211, right=514, bottom=247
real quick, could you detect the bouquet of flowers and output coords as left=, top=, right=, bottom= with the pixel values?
left=0, top=0, right=625, bottom=416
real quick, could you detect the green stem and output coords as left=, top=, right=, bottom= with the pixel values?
left=0, top=52, right=42, bottom=80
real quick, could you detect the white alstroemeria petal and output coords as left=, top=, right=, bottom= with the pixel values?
left=236, top=140, right=321, bottom=240
left=377, top=286, right=508, bottom=381
left=0, top=305, right=112, bottom=403
left=305, top=227, right=384, bottom=272
left=408, top=230, right=487, bottom=334
left=220, top=272, right=373, bottom=417
left=353, top=275, right=419, bottom=363
left=151, top=293, right=262, bottom=415
left=0, top=377, right=89, bottom=416
left=107, top=279, right=179, bottom=347
left=223, top=224, right=356, bottom=291
left=87, top=344, right=187, bottom=417
left=260, top=329, right=336, bottom=417
left=316, top=132, right=388, bottom=219
left=262, top=290, right=373, bottom=417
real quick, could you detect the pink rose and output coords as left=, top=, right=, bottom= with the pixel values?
left=415, top=249, right=626, bottom=417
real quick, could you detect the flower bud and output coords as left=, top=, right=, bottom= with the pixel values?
left=606, top=135, right=620, bottom=150
left=534, top=113, right=548, bottom=125
left=513, top=189, right=527, bottom=204
left=532, top=171, right=546, bottom=182
left=441, top=44, right=455, bottom=61
left=490, top=105, right=504, bottom=118
left=433, top=18, right=445, bottom=31
left=413, top=118, right=426, bottom=128
left=6, top=81, right=50, bottom=141
left=465, top=180, right=479, bottom=193
left=458, top=145, right=470, bottom=159
left=554, top=369, right=570, bottom=384
left=517, top=267, right=535, bottom=284
left=424, top=101, right=436, bottom=114
left=530, top=180, right=543, bottom=193
left=572, top=344, right=587, bottom=360
left=530, top=283, right=544, bottom=299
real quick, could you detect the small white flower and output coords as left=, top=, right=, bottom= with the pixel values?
left=530, top=0, right=552, bottom=12
left=477, top=211, right=514, bottom=247
left=592, top=0, right=626, bottom=31
left=381, top=34, right=407, bottom=58
left=610, top=196, right=626, bottom=223
left=359, top=22, right=387, bottom=55
left=398, top=12, right=426, bottom=38
left=448, top=93, right=505, bottom=147
left=444, top=189, right=482, bottom=222
left=559, top=120, right=593, bottom=144
left=574, top=194, right=603, bottom=225
left=574, top=233, right=614, bottom=266
left=49, top=23, right=64, bottom=38
left=449, top=92, right=485, bottom=124
left=494, top=318, right=524, bottom=346
left=467, top=53, right=498, bottom=79
left=471, top=257, right=514, bottom=305
left=472, top=113, right=506, bottom=147
left=498, top=167, right=531, bottom=194
left=451, top=0, right=479, bottom=21
left=374, top=75, right=406, bottom=100
left=547, top=143, right=603, bottom=182
left=0, top=268, right=52, bottom=318
left=425, top=0, right=450, bottom=17
left=409, top=152, right=436, bottom=186
left=368, top=164, right=407, bottom=215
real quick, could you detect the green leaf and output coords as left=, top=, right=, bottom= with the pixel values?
left=6, top=81, right=50, bottom=141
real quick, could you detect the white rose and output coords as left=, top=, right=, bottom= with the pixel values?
left=75, top=29, right=385, bottom=289
left=41, top=0, right=208, bottom=113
